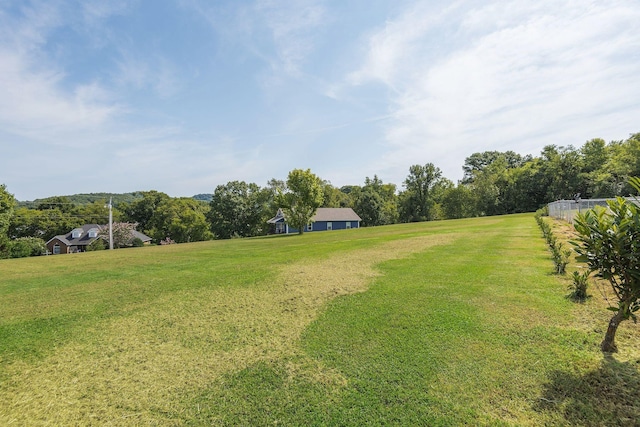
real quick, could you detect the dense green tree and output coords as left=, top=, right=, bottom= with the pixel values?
left=467, top=157, right=505, bottom=216
left=9, top=206, right=81, bottom=241
left=149, top=198, right=213, bottom=243
left=441, top=185, right=477, bottom=219
left=276, top=169, right=324, bottom=234
left=581, top=138, right=608, bottom=173
left=0, top=184, right=16, bottom=257
left=122, top=191, right=171, bottom=234
left=601, top=133, right=640, bottom=196
left=36, top=196, right=75, bottom=213
left=354, top=187, right=384, bottom=226
left=399, top=164, right=446, bottom=222
left=207, top=181, right=268, bottom=239
left=539, top=145, right=586, bottom=201
left=321, top=181, right=353, bottom=208
left=353, top=176, right=398, bottom=226
left=502, top=161, right=547, bottom=213
left=462, top=151, right=530, bottom=184
left=76, top=200, right=121, bottom=225
left=8, top=237, right=46, bottom=258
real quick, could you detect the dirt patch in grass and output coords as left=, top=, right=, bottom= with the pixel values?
left=0, top=233, right=457, bottom=424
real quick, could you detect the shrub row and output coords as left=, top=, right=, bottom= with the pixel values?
left=535, top=213, right=590, bottom=301
left=535, top=213, right=570, bottom=275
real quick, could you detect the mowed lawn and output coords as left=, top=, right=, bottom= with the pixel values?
left=1, top=214, right=639, bottom=425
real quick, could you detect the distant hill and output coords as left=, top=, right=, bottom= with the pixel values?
left=192, top=194, right=213, bottom=203
left=18, top=192, right=213, bottom=208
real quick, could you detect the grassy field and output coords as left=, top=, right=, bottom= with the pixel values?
left=1, top=214, right=639, bottom=425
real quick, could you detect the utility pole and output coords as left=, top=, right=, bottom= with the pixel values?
left=108, top=197, right=114, bottom=250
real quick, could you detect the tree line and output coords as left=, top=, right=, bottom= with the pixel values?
left=1, top=132, right=638, bottom=258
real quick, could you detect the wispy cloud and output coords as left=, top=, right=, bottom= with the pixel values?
left=184, top=0, right=328, bottom=80
left=0, top=3, right=120, bottom=146
left=347, top=0, right=640, bottom=180
left=253, top=0, right=327, bottom=76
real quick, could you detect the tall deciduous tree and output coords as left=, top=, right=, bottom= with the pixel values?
left=354, top=176, right=398, bottom=226
left=462, top=151, right=530, bottom=184
left=602, top=133, right=640, bottom=196
left=399, top=163, right=445, bottom=222
left=149, top=198, right=213, bottom=243
left=573, top=177, right=640, bottom=352
left=207, top=181, right=268, bottom=239
left=441, top=185, right=477, bottom=219
left=276, top=169, right=324, bottom=234
left=122, top=191, right=171, bottom=234
left=0, top=184, right=16, bottom=257
left=321, top=181, right=353, bottom=208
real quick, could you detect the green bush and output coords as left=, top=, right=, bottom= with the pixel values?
left=550, top=241, right=570, bottom=275
left=568, top=270, right=590, bottom=302
left=87, top=238, right=107, bottom=251
left=535, top=216, right=569, bottom=275
left=8, top=237, right=46, bottom=258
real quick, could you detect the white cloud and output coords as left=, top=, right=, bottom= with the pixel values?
left=0, top=1, right=126, bottom=147
left=185, top=0, right=328, bottom=80
left=347, top=0, right=640, bottom=181
left=0, top=48, right=118, bottom=146
left=254, top=0, right=327, bottom=76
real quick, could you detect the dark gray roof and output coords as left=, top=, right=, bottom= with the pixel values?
left=45, top=224, right=102, bottom=246
left=132, top=230, right=152, bottom=242
left=46, top=224, right=152, bottom=246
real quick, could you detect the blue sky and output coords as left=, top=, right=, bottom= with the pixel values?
left=1, top=0, right=639, bottom=201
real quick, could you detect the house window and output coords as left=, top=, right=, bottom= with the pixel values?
left=71, top=228, right=82, bottom=238
left=307, top=222, right=313, bottom=232
left=346, top=222, right=351, bottom=229
left=88, top=230, right=98, bottom=238
left=53, top=244, right=60, bottom=254
left=327, top=222, right=332, bottom=231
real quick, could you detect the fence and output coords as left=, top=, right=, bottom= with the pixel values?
left=548, top=197, right=637, bottom=223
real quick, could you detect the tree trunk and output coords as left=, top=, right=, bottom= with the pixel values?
left=601, top=310, right=625, bottom=353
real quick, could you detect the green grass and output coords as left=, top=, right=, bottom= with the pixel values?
left=1, top=214, right=639, bottom=425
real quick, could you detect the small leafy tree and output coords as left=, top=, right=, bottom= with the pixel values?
left=276, top=169, right=324, bottom=234
left=573, top=177, right=640, bottom=352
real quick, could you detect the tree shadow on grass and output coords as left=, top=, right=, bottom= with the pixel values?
left=535, top=355, right=640, bottom=426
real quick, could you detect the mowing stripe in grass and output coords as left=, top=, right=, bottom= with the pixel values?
left=0, top=232, right=456, bottom=424
left=189, top=215, right=634, bottom=426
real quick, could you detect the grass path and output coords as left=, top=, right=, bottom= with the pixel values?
left=1, top=214, right=639, bottom=425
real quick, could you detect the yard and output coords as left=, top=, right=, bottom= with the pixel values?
left=1, top=214, right=638, bottom=425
